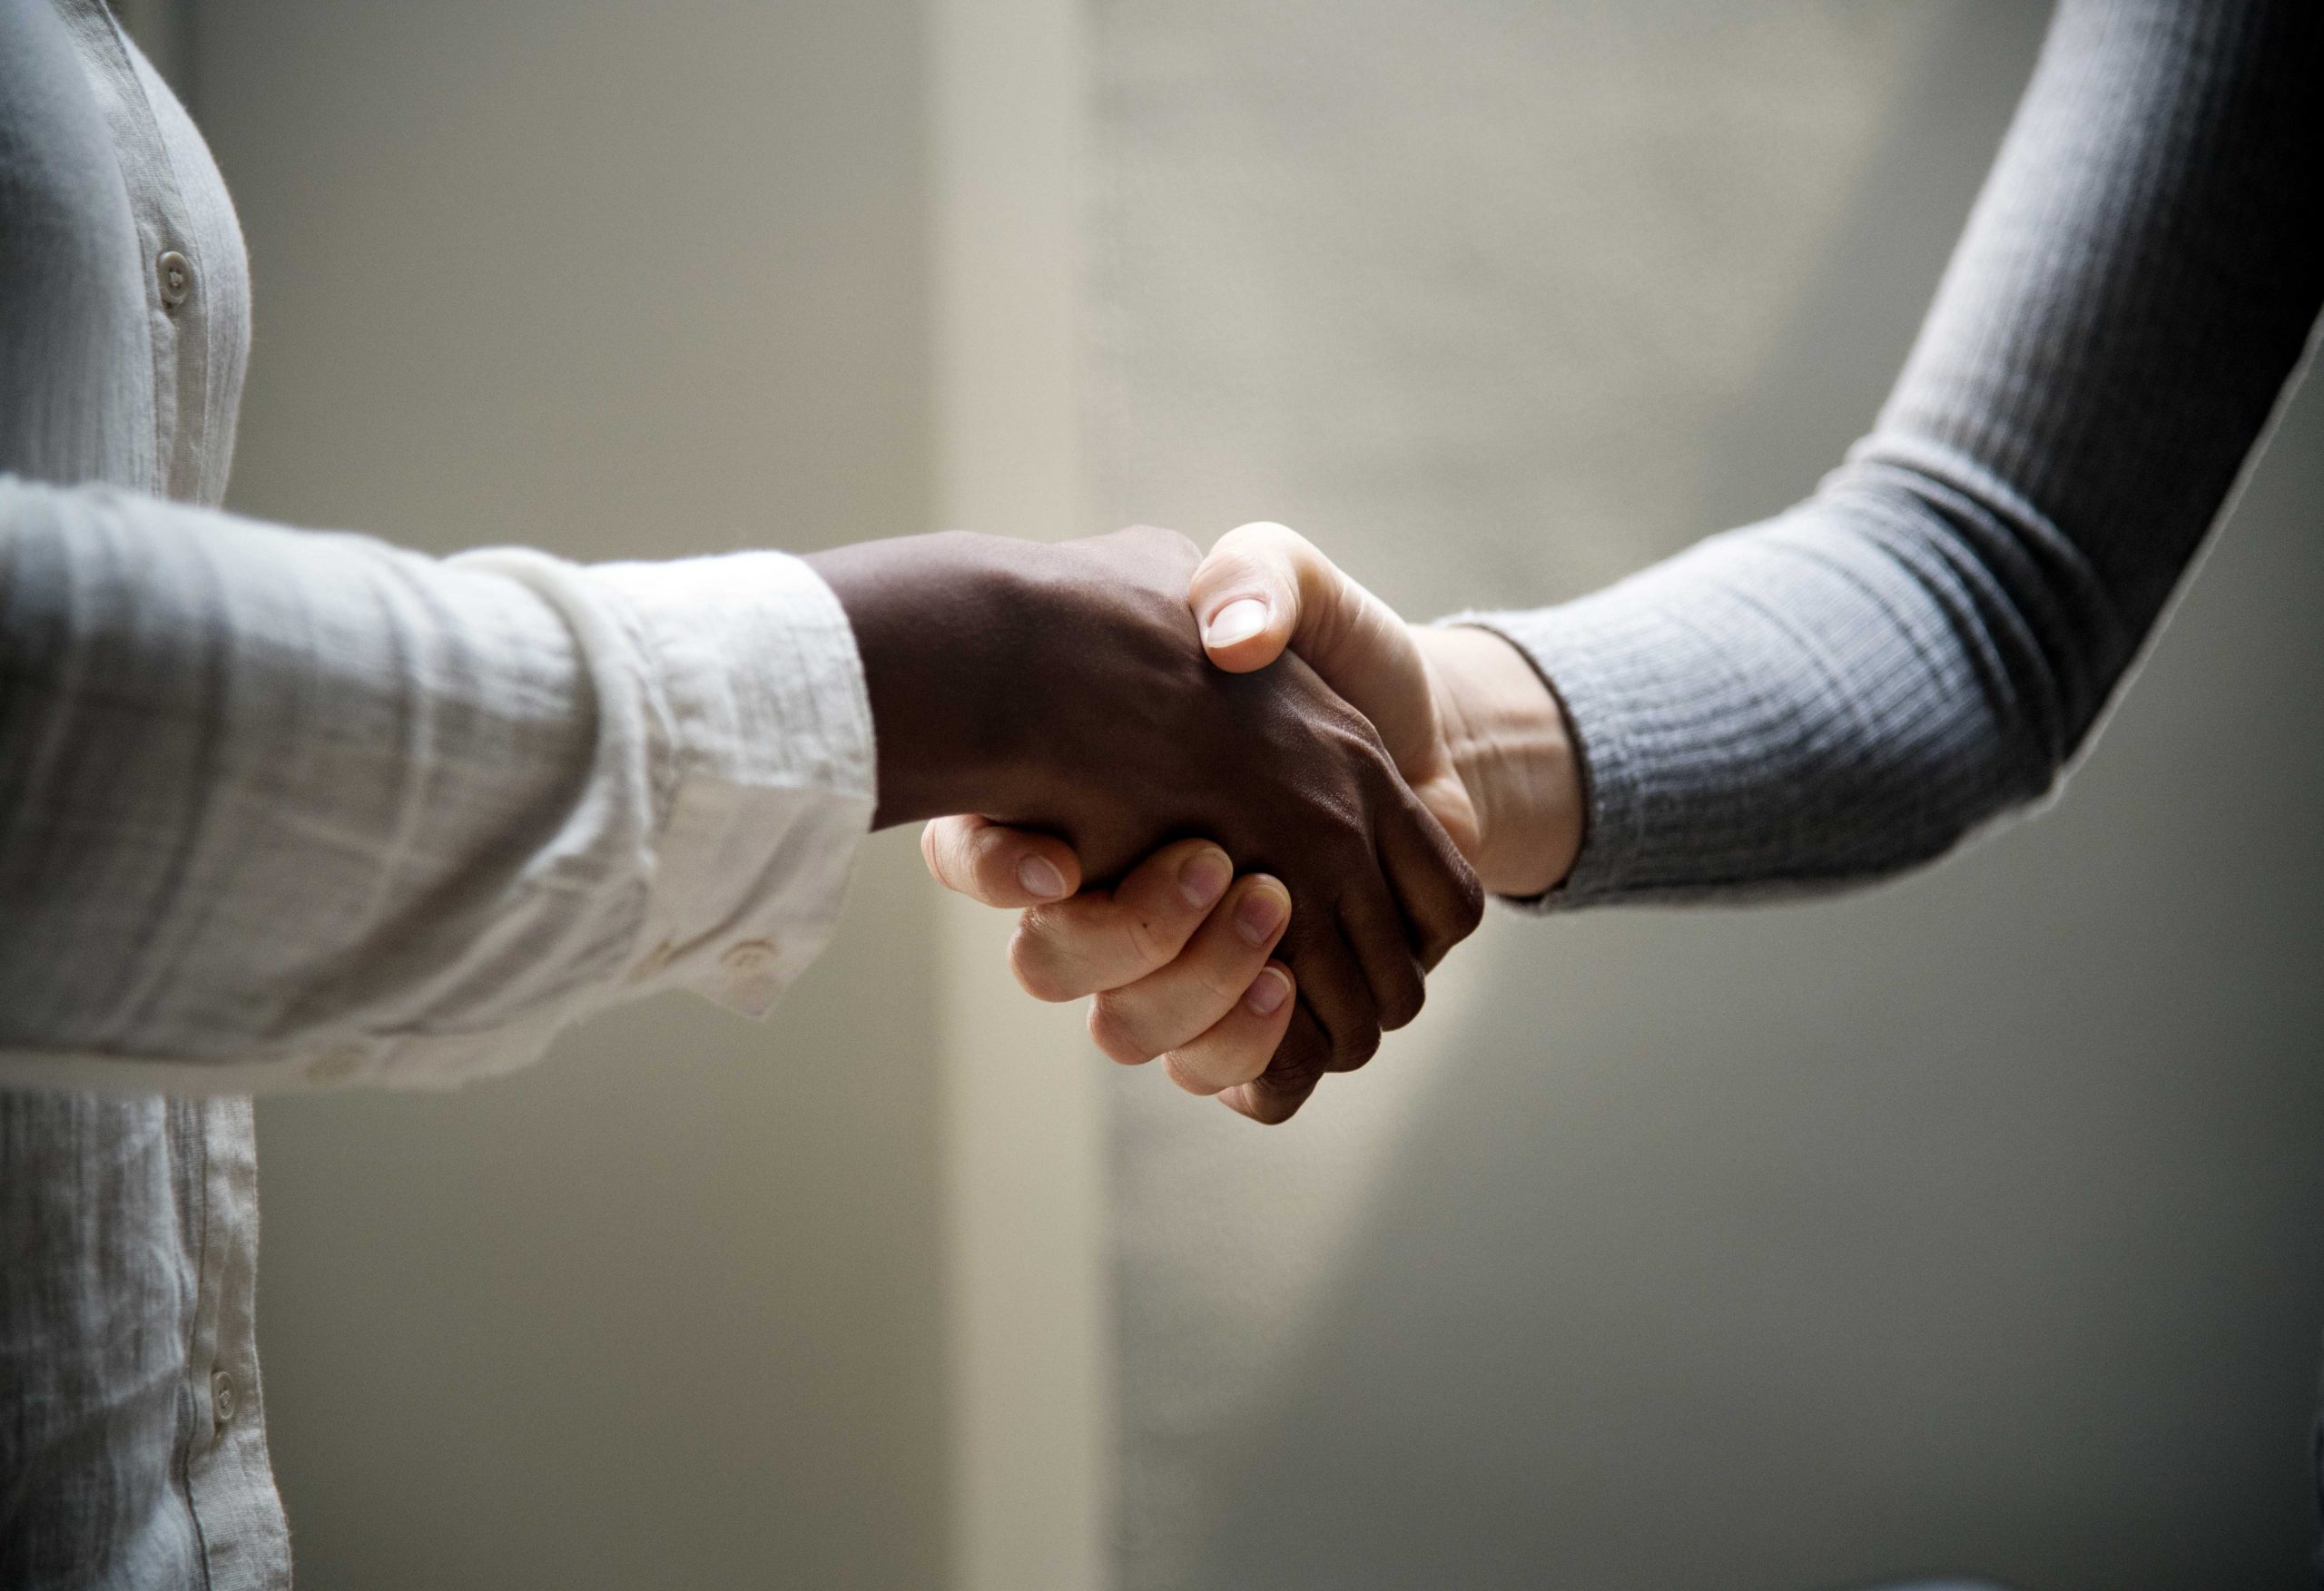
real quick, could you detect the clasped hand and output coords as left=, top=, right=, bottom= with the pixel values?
left=810, top=522, right=1578, bottom=1124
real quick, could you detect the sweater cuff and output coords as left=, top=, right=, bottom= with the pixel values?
left=1444, top=589, right=1719, bottom=912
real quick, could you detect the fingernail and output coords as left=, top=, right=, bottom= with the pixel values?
left=1205, top=597, right=1268, bottom=648
left=1178, top=850, right=1231, bottom=908
left=1242, top=966, right=1291, bottom=1016
left=1234, top=883, right=1287, bottom=945
left=1017, top=855, right=1068, bottom=900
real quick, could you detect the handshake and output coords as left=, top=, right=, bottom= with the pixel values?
left=807, top=522, right=1583, bottom=1123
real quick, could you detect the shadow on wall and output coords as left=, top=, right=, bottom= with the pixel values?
left=1099, top=3, right=2324, bottom=1588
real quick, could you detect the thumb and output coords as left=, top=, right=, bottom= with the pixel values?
left=1187, top=523, right=1480, bottom=859
left=1187, top=521, right=1308, bottom=673
left=1190, top=521, right=1397, bottom=678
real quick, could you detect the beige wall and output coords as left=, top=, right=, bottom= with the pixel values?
left=192, top=3, right=960, bottom=1585
left=1094, top=3, right=2324, bottom=1587
left=926, top=2, right=1112, bottom=1586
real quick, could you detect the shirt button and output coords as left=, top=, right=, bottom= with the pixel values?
left=212, top=1369, right=236, bottom=1428
left=157, top=250, right=193, bottom=309
left=720, top=938, right=782, bottom=1008
left=723, top=938, right=777, bottom=975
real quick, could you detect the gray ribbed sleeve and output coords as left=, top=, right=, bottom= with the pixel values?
left=1469, top=0, right=2324, bottom=907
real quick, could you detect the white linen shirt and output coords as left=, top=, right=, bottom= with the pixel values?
left=0, top=5, right=876, bottom=1586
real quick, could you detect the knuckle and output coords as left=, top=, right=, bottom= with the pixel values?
left=1007, top=925, right=1078, bottom=1003
left=1259, top=1065, right=1325, bottom=1108
left=1419, top=872, right=1487, bottom=968
left=974, top=838, right=1023, bottom=897
left=1206, top=525, right=1301, bottom=593
left=1162, top=1052, right=1218, bottom=1097
left=1330, top=1023, right=1382, bottom=1074
left=1252, top=1082, right=1316, bottom=1125
left=1086, top=999, right=1155, bottom=1066
left=1118, top=909, right=1173, bottom=974
left=1454, top=868, right=1486, bottom=932
left=1255, top=1060, right=1325, bottom=1120
left=1193, top=953, right=1252, bottom=1009
left=1323, top=977, right=1381, bottom=1044
left=1220, top=1035, right=1275, bottom=1088
left=1209, top=554, right=1271, bottom=595
left=1261, top=1033, right=1328, bottom=1090
left=1180, top=1027, right=1267, bottom=1091
left=1378, top=967, right=1425, bottom=1033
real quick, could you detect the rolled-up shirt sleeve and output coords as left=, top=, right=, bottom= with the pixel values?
left=0, top=476, right=875, bottom=1093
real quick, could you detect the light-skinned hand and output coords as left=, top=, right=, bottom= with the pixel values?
left=922, top=522, right=1583, bottom=1123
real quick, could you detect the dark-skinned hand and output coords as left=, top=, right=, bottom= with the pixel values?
left=806, top=525, right=1482, bottom=1084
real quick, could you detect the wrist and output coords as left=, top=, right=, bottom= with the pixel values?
left=806, top=532, right=1049, bottom=827
left=1415, top=624, right=1582, bottom=898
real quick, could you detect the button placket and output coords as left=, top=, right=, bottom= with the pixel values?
left=211, top=1369, right=235, bottom=1429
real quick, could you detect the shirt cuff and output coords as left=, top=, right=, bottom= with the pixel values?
left=584, top=551, right=877, bottom=1016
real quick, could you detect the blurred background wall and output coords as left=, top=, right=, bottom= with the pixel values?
left=169, top=3, right=962, bottom=1586
left=1094, top=2, right=2324, bottom=1588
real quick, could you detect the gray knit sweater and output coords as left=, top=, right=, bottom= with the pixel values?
left=1473, top=0, right=2322, bottom=908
